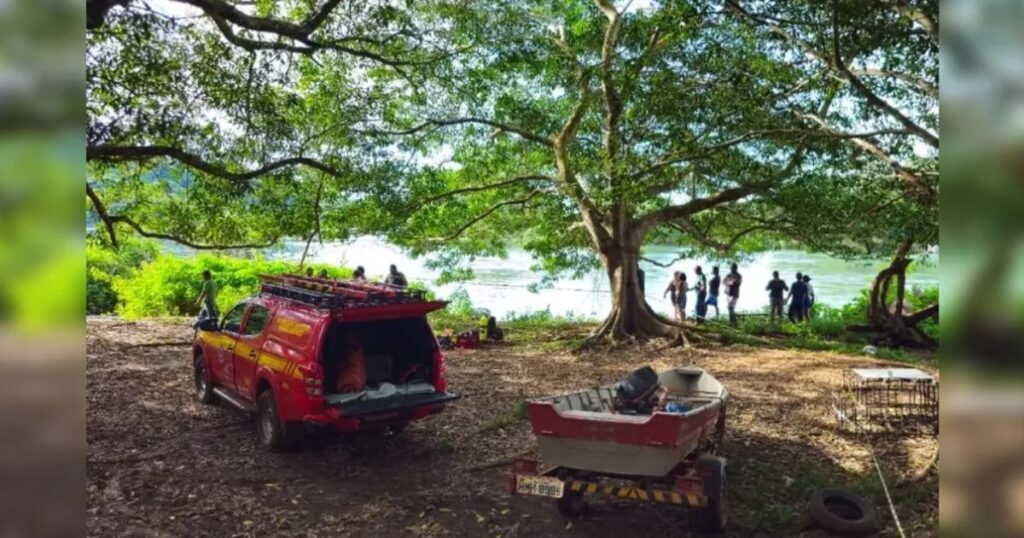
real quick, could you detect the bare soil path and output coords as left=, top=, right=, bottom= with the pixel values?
left=87, top=319, right=936, bottom=537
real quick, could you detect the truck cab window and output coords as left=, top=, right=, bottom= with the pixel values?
left=242, top=305, right=271, bottom=336
left=222, top=303, right=247, bottom=333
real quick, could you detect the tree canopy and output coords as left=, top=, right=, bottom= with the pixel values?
left=86, top=0, right=938, bottom=342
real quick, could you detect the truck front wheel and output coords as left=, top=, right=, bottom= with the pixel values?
left=194, top=354, right=216, bottom=404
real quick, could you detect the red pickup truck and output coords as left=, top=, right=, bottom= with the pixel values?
left=192, top=274, right=459, bottom=451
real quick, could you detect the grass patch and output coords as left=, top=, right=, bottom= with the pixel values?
left=478, top=399, right=530, bottom=433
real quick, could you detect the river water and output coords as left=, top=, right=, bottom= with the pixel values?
left=265, top=237, right=938, bottom=320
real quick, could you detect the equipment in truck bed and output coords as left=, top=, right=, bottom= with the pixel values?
left=259, top=274, right=427, bottom=309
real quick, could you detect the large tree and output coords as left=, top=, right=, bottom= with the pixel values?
left=334, top=0, right=937, bottom=344
left=87, top=0, right=937, bottom=345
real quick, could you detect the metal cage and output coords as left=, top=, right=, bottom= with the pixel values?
left=831, top=368, right=938, bottom=435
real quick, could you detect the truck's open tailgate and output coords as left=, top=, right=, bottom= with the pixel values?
left=333, top=391, right=460, bottom=417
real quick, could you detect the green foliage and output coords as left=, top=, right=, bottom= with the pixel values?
left=111, top=254, right=350, bottom=319
left=86, top=235, right=160, bottom=314
left=8, top=250, right=84, bottom=331
left=0, top=133, right=84, bottom=330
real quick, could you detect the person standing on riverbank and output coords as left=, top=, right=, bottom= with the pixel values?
left=802, top=274, right=815, bottom=321
left=787, top=272, right=808, bottom=323
left=694, top=265, right=708, bottom=322
left=766, top=271, right=788, bottom=323
left=723, top=263, right=742, bottom=325
left=664, top=271, right=682, bottom=322
left=677, top=272, right=689, bottom=322
left=706, top=266, right=721, bottom=319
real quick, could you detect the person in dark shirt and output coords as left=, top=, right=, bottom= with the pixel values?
left=385, top=264, right=408, bottom=287
left=765, top=271, right=789, bottom=323
left=723, top=263, right=742, bottom=325
left=786, top=272, right=808, bottom=323
left=693, top=265, right=708, bottom=322
left=706, top=266, right=721, bottom=319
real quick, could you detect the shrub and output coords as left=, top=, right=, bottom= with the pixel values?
left=86, top=237, right=159, bottom=314
left=112, top=254, right=351, bottom=319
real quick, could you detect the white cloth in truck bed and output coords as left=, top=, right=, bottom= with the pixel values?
left=324, top=381, right=435, bottom=405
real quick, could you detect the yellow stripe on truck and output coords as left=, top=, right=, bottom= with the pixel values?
left=257, top=352, right=302, bottom=379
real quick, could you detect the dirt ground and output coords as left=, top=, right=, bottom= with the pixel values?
left=86, top=318, right=937, bottom=537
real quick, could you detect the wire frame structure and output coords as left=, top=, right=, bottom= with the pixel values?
left=831, top=368, right=938, bottom=435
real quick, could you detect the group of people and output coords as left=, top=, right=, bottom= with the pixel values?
left=302, top=263, right=408, bottom=288
left=766, top=271, right=815, bottom=323
left=663, top=263, right=744, bottom=325
left=659, top=264, right=818, bottom=325
left=194, top=264, right=411, bottom=323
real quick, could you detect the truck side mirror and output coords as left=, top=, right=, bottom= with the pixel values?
left=198, top=318, right=220, bottom=332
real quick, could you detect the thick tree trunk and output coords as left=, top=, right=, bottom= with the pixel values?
left=854, top=240, right=937, bottom=349
left=587, top=242, right=685, bottom=346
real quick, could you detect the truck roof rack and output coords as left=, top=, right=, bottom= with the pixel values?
left=259, top=274, right=427, bottom=309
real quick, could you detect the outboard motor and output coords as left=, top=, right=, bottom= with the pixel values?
left=615, top=366, right=661, bottom=414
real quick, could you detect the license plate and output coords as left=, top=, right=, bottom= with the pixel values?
left=516, top=475, right=564, bottom=498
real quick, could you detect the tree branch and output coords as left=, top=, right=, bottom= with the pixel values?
left=848, top=68, right=938, bottom=97
left=594, top=0, right=626, bottom=237
left=905, top=303, right=938, bottom=326
left=831, top=8, right=939, bottom=148
left=727, top=0, right=938, bottom=143
left=356, top=117, right=552, bottom=147
left=671, top=218, right=771, bottom=253
left=799, top=112, right=936, bottom=200
left=174, top=0, right=340, bottom=41
left=431, top=191, right=542, bottom=242
left=85, top=182, right=120, bottom=249
left=636, top=180, right=774, bottom=235
left=631, top=133, right=756, bottom=181
left=87, top=144, right=349, bottom=183
left=86, top=183, right=279, bottom=250
left=417, top=175, right=554, bottom=206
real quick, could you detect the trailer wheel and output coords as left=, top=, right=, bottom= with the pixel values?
left=695, top=455, right=727, bottom=535
left=556, top=488, right=587, bottom=517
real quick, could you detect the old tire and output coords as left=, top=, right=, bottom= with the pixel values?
left=808, top=488, right=880, bottom=536
left=256, top=389, right=300, bottom=452
left=194, top=354, right=216, bottom=404
left=556, top=488, right=586, bottom=517
left=695, top=455, right=727, bottom=536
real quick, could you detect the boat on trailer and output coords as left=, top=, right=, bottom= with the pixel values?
left=508, top=366, right=729, bottom=533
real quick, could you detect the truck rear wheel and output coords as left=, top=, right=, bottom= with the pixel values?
left=194, top=354, right=216, bottom=404
left=256, top=389, right=300, bottom=452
